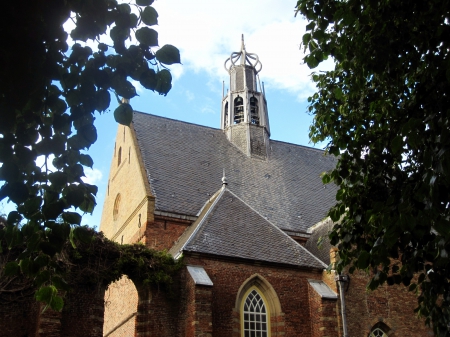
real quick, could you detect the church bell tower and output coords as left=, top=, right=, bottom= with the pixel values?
left=221, top=36, right=270, bottom=159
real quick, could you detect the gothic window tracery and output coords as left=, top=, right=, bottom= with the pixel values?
left=234, top=96, right=244, bottom=124
left=369, top=328, right=387, bottom=337
left=369, top=322, right=390, bottom=337
left=242, top=289, right=268, bottom=337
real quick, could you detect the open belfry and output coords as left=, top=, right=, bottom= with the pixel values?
left=99, top=37, right=431, bottom=337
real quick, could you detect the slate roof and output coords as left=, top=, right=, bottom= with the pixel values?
left=133, top=111, right=337, bottom=233
left=170, top=188, right=326, bottom=269
left=305, top=218, right=335, bottom=265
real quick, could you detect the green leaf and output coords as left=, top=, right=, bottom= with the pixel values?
left=114, top=103, right=134, bottom=126
left=52, top=275, right=70, bottom=292
left=321, top=172, right=331, bottom=184
left=140, top=69, right=157, bottom=90
left=391, top=135, right=403, bottom=155
left=62, top=212, right=82, bottom=225
left=136, top=0, right=154, bottom=5
left=155, top=45, right=181, bottom=65
left=155, top=69, right=172, bottom=96
left=19, top=258, right=31, bottom=274
left=357, top=251, right=370, bottom=269
left=50, top=295, right=64, bottom=311
left=79, top=154, right=94, bottom=168
left=4, top=261, right=20, bottom=276
left=302, top=33, right=311, bottom=46
left=72, top=226, right=94, bottom=244
left=35, top=285, right=58, bottom=311
left=141, top=6, right=158, bottom=26
left=42, top=201, right=65, bottom=220
left=135, top=27, right=158, bottom=47
left=114, top=80, right=137, bottom=99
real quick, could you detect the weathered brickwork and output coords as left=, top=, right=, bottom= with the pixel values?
left=184, top=254, right=337, bottom=337
left=103, top=276, right=139, bottom=337
left=0, top=296, right=40, bottom=337
left=60, top=287, right=105, bottom=337
left=0, top=287, right=106, bottom=337
left=308, top=283, right=339, bottom=337
left=143, top=217, right=190, bottom=251
left=344, top=269, right=432, bottom=336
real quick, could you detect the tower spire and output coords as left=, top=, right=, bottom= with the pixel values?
left=240, top=34, right=246, bottom=65
left=220, top=36, right=270, bottom=160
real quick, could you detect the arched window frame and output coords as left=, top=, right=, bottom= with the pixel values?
left=234, top=96, right=244, bottom=124
left=368, top=322, right=391, bottom=337
left=241, top=286, right=270, bottom=337
left=235, top=274, right=282, bottom=337
left=250, top=96, right=259, bottom=125
left=369, top=328, right=388, bottom=337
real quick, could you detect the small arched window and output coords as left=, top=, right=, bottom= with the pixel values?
left=118, top=147, right=122, bottom=166
left=250, top=96, right=259, bottom=125
left=234, top=96, right=244, bottom=124
left=113, top=194, right=121, bottom=221
left=242, top=288, right=269, bottom=337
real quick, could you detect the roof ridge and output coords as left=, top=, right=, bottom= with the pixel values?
left=269, top=138, right=327, bottom=153
left=225, top=188, right=328, bottom=269
left=134, top=110, right=333, bottom=153
left=133, top=110, right=221, bottom=132
left=172, top=187, right=226, bottom=259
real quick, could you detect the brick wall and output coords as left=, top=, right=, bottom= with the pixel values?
left=60, top=286, right=105, bottom=337
left=343, top=269, right=433, bottom=336
left=143, top=216, right=190, bottom=250
left=103, top=275, right=139, bottom=337
left=308, top=283, right=339, bottom=337
left=184, top=254, right=337, bottom=337
left=0, top=295, right=40, bottom=337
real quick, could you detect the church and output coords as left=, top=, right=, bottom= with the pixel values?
left=100, top=38, right=431, bottom=337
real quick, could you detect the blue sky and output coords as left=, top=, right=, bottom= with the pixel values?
left=1, top=0, right=332, bottom=229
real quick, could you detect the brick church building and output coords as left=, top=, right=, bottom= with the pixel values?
left=100, top=38, right=431, bottom=337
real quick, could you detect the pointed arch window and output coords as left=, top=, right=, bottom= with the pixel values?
left=242, top=288, right=268, bottom=337
left=250, top=96, right=259, bottom=125
left=234, top=96, right=244, bottom=124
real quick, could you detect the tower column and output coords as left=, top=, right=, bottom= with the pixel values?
left=221, top=35, right=270, bottom=160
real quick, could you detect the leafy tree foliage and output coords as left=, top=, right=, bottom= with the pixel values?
left=296, top=0, right=450, bottom=334
left=0, top=0, right=180, bottom=309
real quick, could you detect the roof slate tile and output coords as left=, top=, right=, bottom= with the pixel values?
left=133, top=112, right=337, bottom=233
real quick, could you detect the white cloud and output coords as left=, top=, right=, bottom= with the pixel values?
left=63, top=1, right=328, bottom=98
left=82, top=168, right=103, bottom=185
left=154, top=0, right=333, bottom=98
